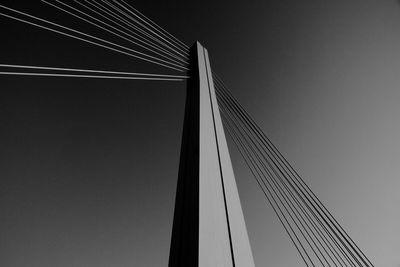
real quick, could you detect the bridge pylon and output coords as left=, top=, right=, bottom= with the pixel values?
left=168, top=42, right=255, bottom=267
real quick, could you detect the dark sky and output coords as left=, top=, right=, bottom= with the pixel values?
left=1, top=0, right=400, bottom=266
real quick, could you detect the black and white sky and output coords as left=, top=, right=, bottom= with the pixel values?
left=1, top=0, right=400, bottom=266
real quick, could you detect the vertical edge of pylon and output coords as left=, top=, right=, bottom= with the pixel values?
left=203, top=47, right=256, bottom=267
left=197, top=41, right=233, bottom=267
left=168, top=44, right=199, bottom=267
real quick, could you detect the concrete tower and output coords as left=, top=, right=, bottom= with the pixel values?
left=168, top=42, right=255, bottom=267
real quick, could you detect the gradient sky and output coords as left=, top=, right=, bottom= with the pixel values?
left=1, top=0, right=400, bottom=266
